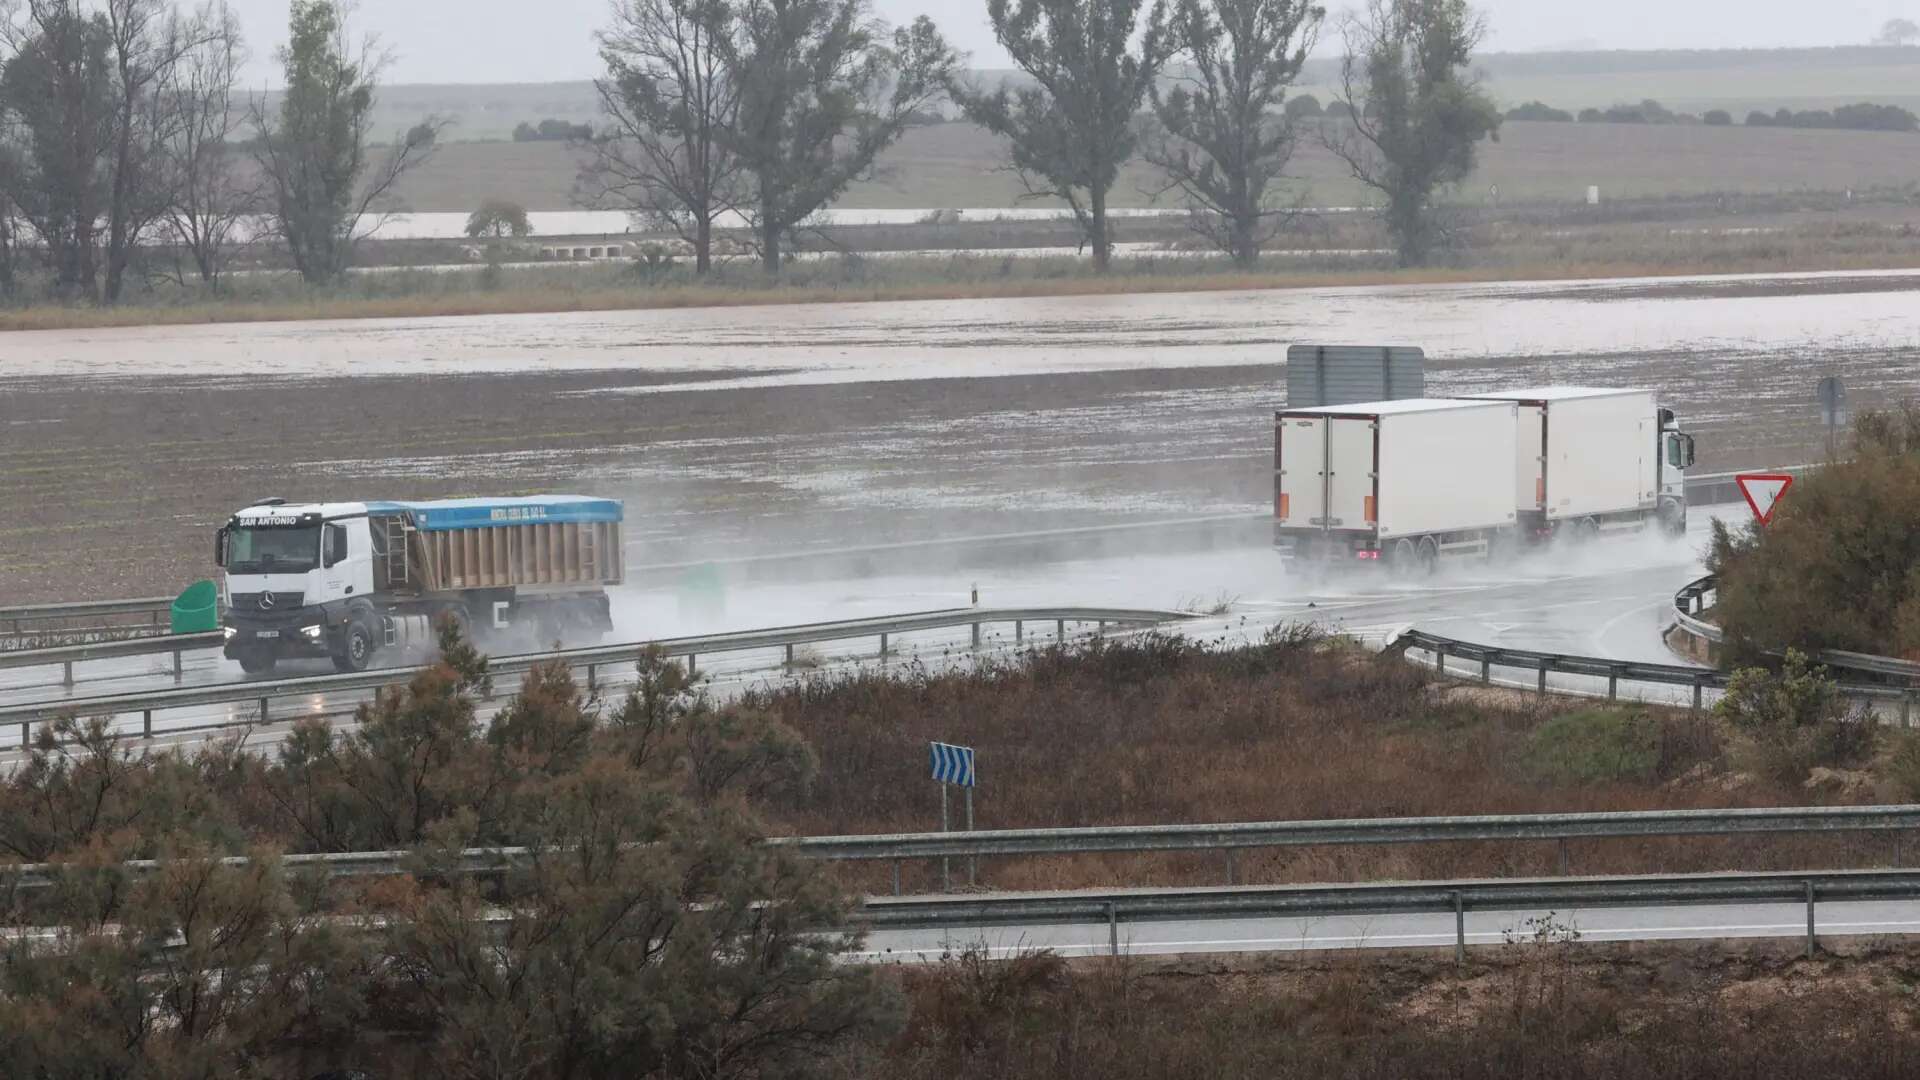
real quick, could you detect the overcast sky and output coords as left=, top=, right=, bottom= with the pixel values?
left=221, top=0, right=1912, bottom=86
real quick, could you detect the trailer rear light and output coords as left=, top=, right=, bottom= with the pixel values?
left=1277, top=493, right=1290, bottom=519
left=1536, top=478, right=1546, bottom=505
left=1355, top=550, right=1381, bottom=560
left=1363, top=495, right=1376, bottom=524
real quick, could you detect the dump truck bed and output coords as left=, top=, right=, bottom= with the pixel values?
left=368, top=496, right=625, bottom=593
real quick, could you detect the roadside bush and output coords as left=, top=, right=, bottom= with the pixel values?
left=1886, top=732, right=1920, bottom=799
left=1283, top=93, right=1322, bottom=120
left=1523, top=711, right=1661, bottom=784
left=1711, top=406, right=1920, bottom=657
left=1704, top=109, right=1732, bottom=126
left=1716, top=650, right=1877, bottom=784
left=1523, top=709, right=1721, bottom=785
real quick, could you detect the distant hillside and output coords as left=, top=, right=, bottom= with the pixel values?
left=365, top=46, right=1920, bottom=144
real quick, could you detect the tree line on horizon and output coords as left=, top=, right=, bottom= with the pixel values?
left=0, top=0, right=1504, bottom=301
left=579, top=0, right=1499, bottom=272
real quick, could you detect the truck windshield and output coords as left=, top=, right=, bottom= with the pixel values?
left=229, top=526, right=320, bottom=574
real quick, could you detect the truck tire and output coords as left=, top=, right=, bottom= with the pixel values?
left=1659, top=498, right=1687, bottom=537
left=333, top=621, right=374, bottom=673
left=237, top=650, right=276, bottom=676
left=1575, top=517, right=1601, bottom=543
left=1416, top=536, right=1440, bottom=575
left=1389, top=538, right=1419, bottom=577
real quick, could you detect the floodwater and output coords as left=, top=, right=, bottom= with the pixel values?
left=4, top=266, right=1914, bottom=607
left=5, top=268, right=1914, bottom=392
left=321, top=206, right=1196, bottom=242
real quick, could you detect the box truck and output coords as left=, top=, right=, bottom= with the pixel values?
left=215, top=495, right=623, bottom=674
left=1272, top=388, right=1697, bottom=570
left=1273, top=399, right=1520, bottom=570
left=1459, top=387, right=1695, bottom=538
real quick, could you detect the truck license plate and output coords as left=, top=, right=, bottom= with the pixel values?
left=255, top=630, right=279, bottom=639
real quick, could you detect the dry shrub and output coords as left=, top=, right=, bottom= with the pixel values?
left=868, top=947, right=1920, bottom=1080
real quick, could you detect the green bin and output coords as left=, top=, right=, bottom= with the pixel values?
left=170, top=579, right=220, bottom=634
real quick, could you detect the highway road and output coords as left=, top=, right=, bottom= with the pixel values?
left=0, top=499, right=1736, bottom=749
left=855, top=899, right=1920, bottom=961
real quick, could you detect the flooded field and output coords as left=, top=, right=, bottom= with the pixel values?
left=2, top=267, right=1914, bottom=602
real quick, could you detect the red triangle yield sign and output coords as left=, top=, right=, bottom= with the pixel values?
left=1736, top=473, right=1794, bottom=526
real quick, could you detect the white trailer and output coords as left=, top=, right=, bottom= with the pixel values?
left=1274, top=399, right=1518, bottom=570
left=1459, top=386, right=1692, bottom=537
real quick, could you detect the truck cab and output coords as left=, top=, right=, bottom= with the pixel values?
left=1658, top=408, right=1697, bottom=535
left=216, top=500, right=387, bottom=674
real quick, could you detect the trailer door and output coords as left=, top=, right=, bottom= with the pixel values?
left=1326, top=417, right=1377, bottom=531
left=1277, top=416, right=1326, bottom=529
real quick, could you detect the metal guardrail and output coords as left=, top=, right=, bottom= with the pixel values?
left=1673, top=574, right=1723, bottom=645
left=0, top=632, right=224, bottom=685
left=1392, top=628, right=1733, bottom=707
left=851, top=868, right=1920, bottom=958
left=0, top=596, right=175, bottom=641
left=0, top=605, right=1189, bottom=746
left=1671, top=575, right=1920, bottom=683
left=9, top=804, right=1913, bottom=892
left=1682, top=466, right=1814, bottom=508
left=1391, top=628, right=1920, bottom=719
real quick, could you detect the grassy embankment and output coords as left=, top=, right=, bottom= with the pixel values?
left=864, top=940, right=1920, bottom=1080
left=4, top=213, right=1919, bottom=333
left=752, top=633, right=1916, bottom=894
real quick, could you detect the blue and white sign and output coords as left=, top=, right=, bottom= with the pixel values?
left=930, top=741, right=976, bottom=788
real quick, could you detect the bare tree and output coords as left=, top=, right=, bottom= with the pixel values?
left=250, top=0, right=442, bottom=285
left=582, top=0, right=740, bottom=274
left=1, top=0, right=115, bottom=298
left=720, top=0, right=956, bottom=272
left=1145, top=0, right=1322, bottom=266
left=1321, top=0, right=1499, bottom=266
left=1875, top=17, right=1919, bottom=46
left=157, top=0, right=251, bottom=286
left=100, top=0, right=203, bottom=303
left=951, top=0, right=1173, bottom=272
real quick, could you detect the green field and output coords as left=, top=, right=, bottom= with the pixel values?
left=391, top=118, right=1920, bottom=212
left=363, top=46, right=1920, bottom=144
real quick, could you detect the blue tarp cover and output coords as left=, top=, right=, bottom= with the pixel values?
left=366, top=496, right=623, bottom=532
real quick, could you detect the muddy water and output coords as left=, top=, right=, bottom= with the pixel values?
left=2, top=268, right=1916, bottom=602
left=4, top=268, right=1915, bottom=387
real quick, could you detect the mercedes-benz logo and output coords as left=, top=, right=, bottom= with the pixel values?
left=258, top=593, right=276, bottom=610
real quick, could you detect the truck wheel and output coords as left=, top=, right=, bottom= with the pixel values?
left=333, top=622, right=374, bottom=673
left=1659, top=498, right=1687, bottom=537
left=1389, top=538, right=1419, bottom=577
left=1416, top=536, right=1440, bottom=575
left=237, top=650, right=276, bottom=676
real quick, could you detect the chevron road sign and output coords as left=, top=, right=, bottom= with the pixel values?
left=930, top=741, right=976, bottom=787
left=930, top=741, right=977, bottom=890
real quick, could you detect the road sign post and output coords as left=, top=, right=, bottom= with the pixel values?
left=930, top=741, right=977, bottom=891
left=1736, top=473, right=1795, bottom=527
left=1818, top=377, right=1847, bottom=461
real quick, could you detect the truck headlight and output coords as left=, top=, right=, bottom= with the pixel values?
left=302, top=625, right=324, bottom=640
left=222, top=626, right=236, bottom=641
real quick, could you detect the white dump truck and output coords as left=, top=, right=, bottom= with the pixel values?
left=215, top=495, right=624, bottom=674
left=1273, top=387, right=1696, bottom=570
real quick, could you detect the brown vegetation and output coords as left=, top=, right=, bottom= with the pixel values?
left=861, top=940, right=1920, bottom=1080
left=746, top=632, right=1918, bottom=894
left=2, top=626, right=1917, bottom=1076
